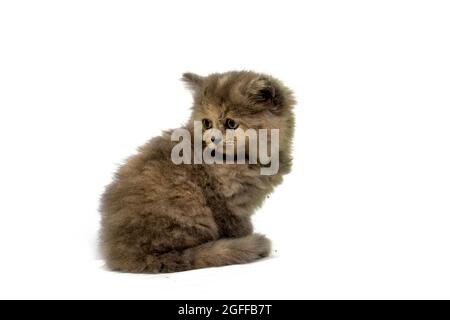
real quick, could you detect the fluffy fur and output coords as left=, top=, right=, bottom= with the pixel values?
left=100, top=71, right=295, bottom=273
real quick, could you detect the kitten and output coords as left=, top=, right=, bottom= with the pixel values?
left=100, top=71, right=295, bottom=273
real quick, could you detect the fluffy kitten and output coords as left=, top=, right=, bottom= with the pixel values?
left=100, top=71, right=295, bottom=273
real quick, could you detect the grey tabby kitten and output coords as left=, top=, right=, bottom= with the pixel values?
left=100, top=71, right=295, bottom=273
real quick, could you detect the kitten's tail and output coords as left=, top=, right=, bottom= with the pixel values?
left=145, top=233, right=271, bottom=273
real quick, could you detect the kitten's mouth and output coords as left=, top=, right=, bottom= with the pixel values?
left=204, top=147, right=250, bottom=162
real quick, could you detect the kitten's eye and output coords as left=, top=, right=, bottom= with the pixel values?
left=225, top=118, right=238, bottom=129
left=202, top=118, right=212, bottom=129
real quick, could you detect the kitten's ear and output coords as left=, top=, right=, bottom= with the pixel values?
left=248, top=76, right=283, bottom=114
left=181, top=72, right=204, bottom=92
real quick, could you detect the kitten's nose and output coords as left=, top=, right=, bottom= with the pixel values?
left=210, top=136, right=222, bottom=144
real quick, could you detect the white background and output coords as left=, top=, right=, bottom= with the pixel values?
left=0, top=0, right=449, bottom=299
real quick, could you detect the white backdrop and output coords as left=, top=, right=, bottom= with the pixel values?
left=0, top=0, right=449, bottom=299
